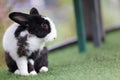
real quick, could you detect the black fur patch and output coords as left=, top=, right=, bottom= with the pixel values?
left=28, top=16, right=51, bottom=38
left=17, top=35, right=29, bottom=57
left=28, top=61, right=34, bottom=73
left=5, top=52, right=18, bottom=73
left=28, top=50, right=40, bottom=60
left=34, top=47, right=48, bottom=73
left=15, top=26, right=27, bottom=38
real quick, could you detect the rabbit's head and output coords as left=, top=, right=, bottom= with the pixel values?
left=9, top=8, right=57, bottom=42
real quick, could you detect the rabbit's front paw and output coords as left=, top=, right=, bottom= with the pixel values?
left=40, top=66, right=48, bottom=72
left=20, top=72, right=29, bottom=76
left=14, top=69, right=20, bottom=75
left=30, top=70, right=37, bottom=75
left=14, top=69, right=29, bottom=76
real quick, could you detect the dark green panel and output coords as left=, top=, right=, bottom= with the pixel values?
left=73, top=0, right=86, bottom=52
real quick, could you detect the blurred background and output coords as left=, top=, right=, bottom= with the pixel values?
left=0, top=0, right=120, bottom=67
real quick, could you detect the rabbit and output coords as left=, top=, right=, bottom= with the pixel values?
left=2, top=8, right=57, bottom=76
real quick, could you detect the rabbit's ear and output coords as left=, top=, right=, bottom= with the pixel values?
left=30, top=8, right=39, bottom=15
left=9, top=12, right=29, bottom=25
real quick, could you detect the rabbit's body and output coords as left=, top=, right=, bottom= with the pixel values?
left=2, top=8, right=57, bottom=76
left=3, top=23, right=45, bottom=59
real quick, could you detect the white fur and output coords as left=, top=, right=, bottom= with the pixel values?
left=14, top=69, right=20, bottom=75
left=30, top=71, right=37, bottom=75
left=40, top=66, right=48, bottom=72
left=20, top=30, right=29, bottom=37
left=27, top=35, right=45, bottom=53
left=16, top=56, right=29, bottom=76
left=44, top=17, right=57, bottom=42
left=3, top=23, right=19, bottom=60
left=29, top=59, right=34, bottom=65
left=14, top=57, right=29, bottom=76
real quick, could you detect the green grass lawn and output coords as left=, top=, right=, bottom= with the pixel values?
left=1, top=30, right=120, bottom=80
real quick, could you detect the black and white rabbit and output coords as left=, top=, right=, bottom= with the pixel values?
left=2, top=8, right=57, bottom=76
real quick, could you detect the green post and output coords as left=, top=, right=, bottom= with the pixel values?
left=73, top=0, right=86, bottom=52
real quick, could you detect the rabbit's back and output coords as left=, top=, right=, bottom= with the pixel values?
left=3, top=23, right=19, bottom=51
left=3, top=23, right=19, bottom=60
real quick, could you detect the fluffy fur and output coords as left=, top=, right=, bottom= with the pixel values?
left=2, top=8, right=57, bottom=76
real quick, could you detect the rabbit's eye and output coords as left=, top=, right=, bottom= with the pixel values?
left=41, top=23, right=49, bottom=30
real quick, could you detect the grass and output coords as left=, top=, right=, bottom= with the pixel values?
left=1, top=30, right=120, bottom=80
